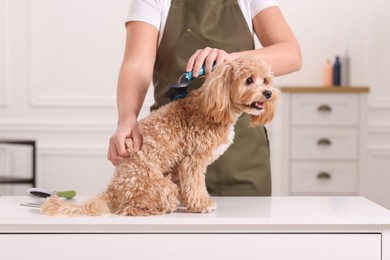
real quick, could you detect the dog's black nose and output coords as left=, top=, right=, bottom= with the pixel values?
left=263, top=90, right=272, bottom=99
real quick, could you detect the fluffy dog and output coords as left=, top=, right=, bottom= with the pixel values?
left=41, top=56, right=278, bottom=216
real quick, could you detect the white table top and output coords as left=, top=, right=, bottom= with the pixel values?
left=1, top=196, right=390, bottom=233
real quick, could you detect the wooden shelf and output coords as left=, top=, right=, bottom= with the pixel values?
left=280, top=86, right=370, bottom=93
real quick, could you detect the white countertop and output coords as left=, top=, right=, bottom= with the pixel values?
left=1, top=196, right=390, bottom=233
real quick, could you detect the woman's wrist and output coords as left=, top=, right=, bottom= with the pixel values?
left=117, top=113, right=137, bottom=128
left=229, top=52, right=241, bottom=60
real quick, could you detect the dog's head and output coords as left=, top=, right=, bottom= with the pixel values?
left=199, top=56, right=279, bottom=127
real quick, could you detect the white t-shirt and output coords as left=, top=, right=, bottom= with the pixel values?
left=126, top=0, right=278, bottom=44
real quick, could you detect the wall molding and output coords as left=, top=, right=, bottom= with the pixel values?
left=368, top=97, right=390, bottom=127
left=369, top=97, right=390, bottom=109
left=40, top=144, right=107, bottom=156
left=0, top=146, right=11, bottom=177
left=367, top=123, right=390, bottom=159
left=368, top=123, right=390, bottom=133
left=29, top=94, right=116, bottom=107
left=0, top=0, right=10, bottom=108
left=0, top=119, right=115, bottom=133
left=368, top=146, right=390, bottom=158
left=0, top=146, right=12, bottom=195
left=28, top=0, right=116, bottom=108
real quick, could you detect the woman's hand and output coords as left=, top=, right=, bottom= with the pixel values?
left=107, top=118, right=142, bottom=166
left=186, top=47, right=238, bottom=77
left=108, top=21, right=157, bottom=166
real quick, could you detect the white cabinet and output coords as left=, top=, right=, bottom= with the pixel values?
left=277, top=87, right=369, bottom=196
left=0, top=234, right=381, bottom=260
left=290, top=128, right=358, bottom=159
left=290, top=93, right=359, bottom=126
left=1, top=196, right=390, bottom=260
left=290, top=161, right=358, bottom=193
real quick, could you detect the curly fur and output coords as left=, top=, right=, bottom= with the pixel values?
left=41, top=56, right=279, bottom=216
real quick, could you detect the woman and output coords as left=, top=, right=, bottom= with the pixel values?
left=107, top=0, right=301, bottom=196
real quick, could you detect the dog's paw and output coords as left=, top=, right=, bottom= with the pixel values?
left=187, top=198, right=217, bottom=213
left=200, top=200, right=217, bottom=213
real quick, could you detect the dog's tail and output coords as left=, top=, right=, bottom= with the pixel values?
left=40, top=195, right=111, bottom=216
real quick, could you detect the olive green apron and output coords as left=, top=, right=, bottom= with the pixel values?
left=152, top=0, right=271, bottom=196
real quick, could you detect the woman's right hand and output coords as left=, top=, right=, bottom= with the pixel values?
left=186, top=47, right=238, bottom=77
left=108, top=21, right=157, bottom=166
left=107, top=118, right=142, bottom=166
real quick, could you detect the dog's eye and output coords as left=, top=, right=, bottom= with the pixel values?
left=245, top=77, right=253, bottom=85
left=263, top=78, right=268, bottom=84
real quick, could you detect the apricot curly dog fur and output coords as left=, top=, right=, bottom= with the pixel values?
left=41, top=56, right=279, bottom=216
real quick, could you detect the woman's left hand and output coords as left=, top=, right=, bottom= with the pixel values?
left=186, top=47, right=238, bottom=77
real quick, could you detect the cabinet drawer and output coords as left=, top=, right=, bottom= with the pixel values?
left=0, top=234, right=380, bottom=260
left=290, top=161, right=358, bottom=194
left=291, top=128, right=358, bottom=159
left=291, top=94, right=358, bottom=126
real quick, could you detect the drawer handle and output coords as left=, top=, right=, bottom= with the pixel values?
left=317, top=138, right=332, bottom=146
left=318, top=104, right=332, bottom=112
left=317, top=172, right=331, bottom=180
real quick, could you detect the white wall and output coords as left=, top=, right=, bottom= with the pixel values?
left=0, top=0, right=389, bottom=207
left=0, top=0, right=130, bottom=195
left=273, top=0, right=390, bottom=208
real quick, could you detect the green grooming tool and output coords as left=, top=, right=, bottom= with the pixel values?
left=28, top=187, right=76, bottom=200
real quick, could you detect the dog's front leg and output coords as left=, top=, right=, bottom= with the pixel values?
left=177, top=156, right=216, bottom=213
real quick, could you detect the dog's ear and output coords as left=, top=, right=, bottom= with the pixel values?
left=249, top=89, right=279, bottom=127
left=200, top=62, right=235, bottom=125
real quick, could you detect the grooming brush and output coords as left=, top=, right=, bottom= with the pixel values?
left=160, top=63, right=215, bottom=101
left=28, top=187, right=76, bottom=203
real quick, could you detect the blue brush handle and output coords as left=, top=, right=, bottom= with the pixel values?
left=183, top=65, right=206, bottom=82
left=183, top=63, right=215, bottom=82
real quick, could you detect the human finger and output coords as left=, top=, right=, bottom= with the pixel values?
left=186, top=49, right=202, bottom=73
left=204, top=48, right=220, bottom=76
left=130, top=127, right=143, bottom=152
left=107, top=142, right=122, bottom=166
left=192, top=47, right=214, bottom=77
left=115, top=135, right=130, bottom=157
